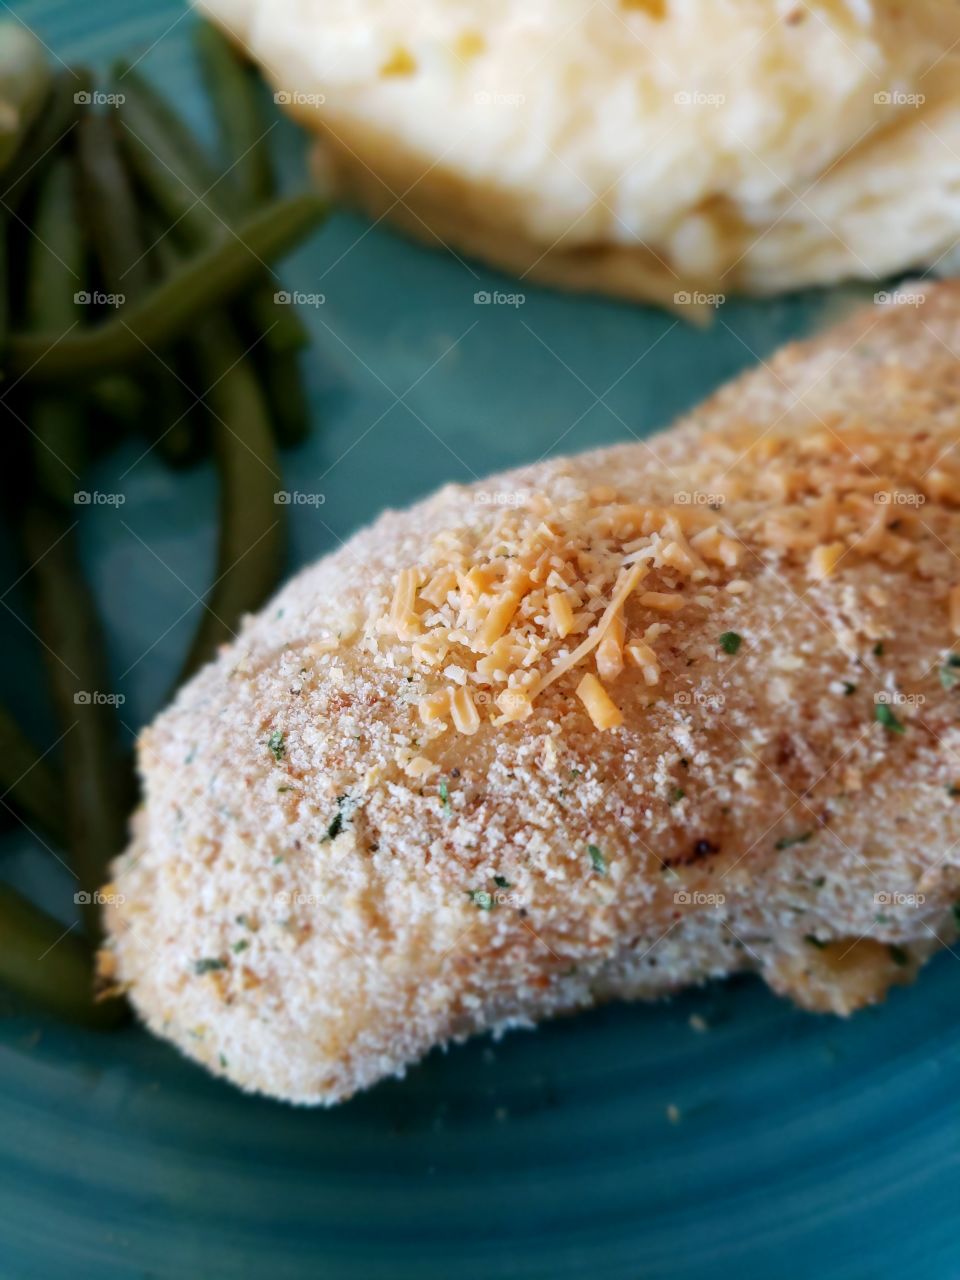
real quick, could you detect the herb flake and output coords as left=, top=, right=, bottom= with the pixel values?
left=719, top=631, right=742, bottom=655
left=775, top=831, right=813, bottom=851
left=874, top=703, right=905, bottom=734
left=267, top=729, right=285, bottom=761
left=439, top=779, right=453, bottom=819
left=588, top=844, right=607, bottom=876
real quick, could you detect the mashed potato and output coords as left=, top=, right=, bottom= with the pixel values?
left=196, top=0, right=960, bottom=303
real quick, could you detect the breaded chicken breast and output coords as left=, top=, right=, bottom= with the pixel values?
left=103, top=285, right=960, bottom=1104
left=195, top=0, right=960, bottom=305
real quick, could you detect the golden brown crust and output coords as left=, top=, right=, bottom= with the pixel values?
left=106, top=285, right=960, bottom=1103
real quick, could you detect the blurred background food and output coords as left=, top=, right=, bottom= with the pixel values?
left=0, top=17, right=326, bottom=1025
left=197, top=0, right=960, bottom=307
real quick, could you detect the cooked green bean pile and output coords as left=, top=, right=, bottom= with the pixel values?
left=0, top=20, right=328, bottom=1026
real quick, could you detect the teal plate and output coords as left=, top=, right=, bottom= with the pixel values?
left=2, top=3, right=959, bottom=1277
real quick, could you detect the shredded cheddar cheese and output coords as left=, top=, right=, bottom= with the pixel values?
left=375, top=488, right=715, bottom=735
left=450, top=686, right=481, bottom=734
left=626, top=641, right=660, bottom=686
left=576, top=672, right=623, bottom=731
left=374, top=428, right=958, bottom=736
left=418, top=690, right=450, bottom=723
left=809, top=541, right=845, bottom=581
left=548, top=591, right=575, bottom=638
left=390, top=568, right=422, bottom=641
left=596, top=614, right=625, bottom=681
left=639, top=590, right=685, bottom=613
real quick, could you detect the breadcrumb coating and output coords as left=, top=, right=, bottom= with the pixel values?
left=104, top=284, right=960, bottom=1104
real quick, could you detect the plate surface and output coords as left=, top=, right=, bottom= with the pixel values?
left=2, top=3, right=958, bottom=1277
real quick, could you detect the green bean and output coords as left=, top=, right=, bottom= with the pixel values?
left=76, top=108, right=151, bottom=299
left=112, top=61, right=221, bottom=237
left=0, top=22, right=53, bottom=173
left=27, top=155, right=87, bottom=505
left=189, top=26, right=317, bottom=447
left=22, top=505, right=131, bottom=941
left=151, top=419, right=203, bottom=469
left=178, top=312, right=286, bottom=680
left=0, top=702, right=66, bottom=845
left=194, top=23, right=275, bottom=213
left=245, top=282, right=308, bottom=356
left=87, top=373, right=146, bottom=428
left=1, top=70, right=90, bottom=216
left=115, top=66, right=309, bottom=357
left=0, top=884, right=126, bottom=1027
left=137, top=211, right=211, bottom=469
left=30, top=398, right=85, bottom=506
left=4, top=191, right=326, bottom=382
left=254, top=342, right=311, bottom=446
left=79, top=112, right=205, bottom=466
left=234, top=275, right=313, bottom=445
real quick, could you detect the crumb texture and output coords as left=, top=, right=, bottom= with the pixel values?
left=106, top=284, right=960, bottom=1104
